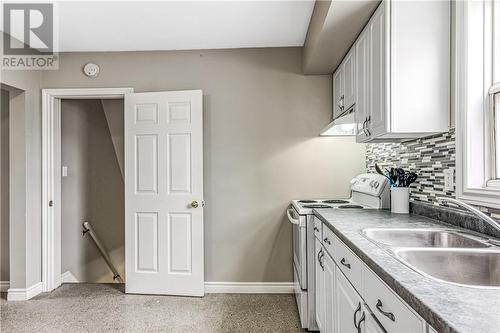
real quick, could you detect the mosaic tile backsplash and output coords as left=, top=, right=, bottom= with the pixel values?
left=366, top=129, right=455, bottom=206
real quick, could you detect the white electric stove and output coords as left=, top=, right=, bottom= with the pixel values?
left=287, top=173, right=389, bottom=330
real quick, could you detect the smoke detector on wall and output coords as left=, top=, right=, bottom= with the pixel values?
left=83, top=63, right=100, bottom=77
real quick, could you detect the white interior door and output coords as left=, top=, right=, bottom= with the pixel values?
left=125, top=90, right=204, bottom=296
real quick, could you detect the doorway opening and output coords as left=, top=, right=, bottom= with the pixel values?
left=42, top=88, right=132, bottom=292
left=60, top=98, right=124, bottom=284
left=42, top=88, right=204, bottom=297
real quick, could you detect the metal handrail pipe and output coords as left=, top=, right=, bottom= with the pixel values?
left=82, top=221, right=123, bottom=283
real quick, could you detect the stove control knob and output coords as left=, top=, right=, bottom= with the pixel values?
left=374, top=181, right=380, bottom=189
left=369, top=180, right=375, bottom=187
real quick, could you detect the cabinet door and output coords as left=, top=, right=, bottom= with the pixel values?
left=362, top=305, right=386, bottom=333
left=315, top=239, right=325, bottom=331
left=333, top=68, right=344, bottom=119
left=323, top=252, right=336, bottom=333
left=355, top=24, right=370, bottom=143
left=343, top=46, right=356, bottom=112
left=335, top=266, right=363, bottom=333
left=368, top=3, right=387, bottom=138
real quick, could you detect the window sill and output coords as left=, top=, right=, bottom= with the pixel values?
left=458, top=186, right=500, bottom=210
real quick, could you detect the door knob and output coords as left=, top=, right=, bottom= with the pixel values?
left=191, top=201, right=199, bottom=208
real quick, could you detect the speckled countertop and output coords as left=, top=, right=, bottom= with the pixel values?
left=313, top=208, right=500, bottom=333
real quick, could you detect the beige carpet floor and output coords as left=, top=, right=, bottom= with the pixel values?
left=0, top=283, right=306, bottom=332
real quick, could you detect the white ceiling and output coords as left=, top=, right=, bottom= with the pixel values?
left=57, top=1, right=315, bottom=52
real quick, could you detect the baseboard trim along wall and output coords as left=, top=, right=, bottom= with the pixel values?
left=7, top=282, right=43, bottom=301
left=61, top=271, right=79, bottom=283
left=204, top=282, right=294, bottom=294
left=3, top=281, right=293, bottom=298
left=0, top=281, right=10, bottom=292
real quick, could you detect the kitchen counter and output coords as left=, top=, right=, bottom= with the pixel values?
left=313, top=208, right=500, bottom=333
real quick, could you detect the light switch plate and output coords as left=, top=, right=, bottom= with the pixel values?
left=443, top=169, right=454, bottom=191
left=62, top=166, right=68, bottom=177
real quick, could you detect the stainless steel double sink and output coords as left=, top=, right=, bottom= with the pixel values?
left=361, top=228, right=500, bottom=288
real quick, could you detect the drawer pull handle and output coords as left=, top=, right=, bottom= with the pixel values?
left=324, top=238, right=331, bottom=245
left=340, top=257, right=351, bottom=269
left=356, top=311, right=365, bottom=333
left=318, top=248, right=324, bottom=271
left=353, top=302, right=361, bottom=329
left=314, top=227, right=319, bottom=232
left=376, top=299, right=396, bottom=322
left=320, top=250, right=325, bottom=271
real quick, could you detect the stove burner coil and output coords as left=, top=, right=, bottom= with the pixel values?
left=338, top=205, right=364, bottom=209
left=302, top=204, right=332, bottom=209
left=322, top=199, right=350, bottom=204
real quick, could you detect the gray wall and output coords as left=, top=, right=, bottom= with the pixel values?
left=42, top=47, right=366, bottom=283
left=61, top=99, right=124, bottom=282
left=1, top=69, right=42, bottom=289
left=42, top=47, right=366, bottom=282
left=1, top=89, right=9, bottom=281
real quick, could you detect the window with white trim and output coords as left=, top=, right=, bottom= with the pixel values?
left=456, top=0, right=500, bottom=209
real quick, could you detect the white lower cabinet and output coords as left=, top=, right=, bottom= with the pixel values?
left=315, top=237, right=325, bottom=331
left=362, top=305, right=386, bottom=333
left=334, top=266, right=363, bottom=333
left=314, top=218, right=430, bottom=333
left=363, top=265, right=425, bottom=333
left=323, top=252, right=336, bottom=333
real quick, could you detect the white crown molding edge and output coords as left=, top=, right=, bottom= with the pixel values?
left=7, top=282, right=43, bottom=301
left=61, top=271, right=79, bottom=283
left=0, top=281, right=10, bottom=292
left=204, top=282, right=294, bottom=294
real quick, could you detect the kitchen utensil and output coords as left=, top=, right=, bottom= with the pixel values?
left=386, top=168, right=398, bottom=187
left=375, top=164, right=396, bottom=187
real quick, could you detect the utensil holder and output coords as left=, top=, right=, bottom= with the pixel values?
left=391, top=187, right=410, bottom=214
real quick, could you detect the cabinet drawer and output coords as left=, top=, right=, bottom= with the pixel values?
left=333, top=236, right=363, bottom=291
left=363, top=265, right=425, bottom=333
left=322, top=225, right=335, bottom=256
left=313, top=217, right=322, bottom=241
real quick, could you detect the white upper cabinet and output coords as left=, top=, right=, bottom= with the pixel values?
left=333, top=67, right=344, bottom=119
left=354, top=0, right=450, bottom=142
left=355, top=24, right=370, bottom=142
left=367, top=4, right=386, bottom=139
left=343, top=47, right=356, bottom=112
left=333, top=45, right=356, bottom=120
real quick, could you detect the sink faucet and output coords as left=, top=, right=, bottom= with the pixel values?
left=437, top=197, right=500, bottom=235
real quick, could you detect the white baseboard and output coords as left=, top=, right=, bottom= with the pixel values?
left=61, top=271, right=79, bottom=283
left=7, top=282, right=43, bottom=301
left=204, top=282, right=294, bottom=294
left=0, top=281, right=10, bottom=292
left=3, top=281, right=292, bottom=297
